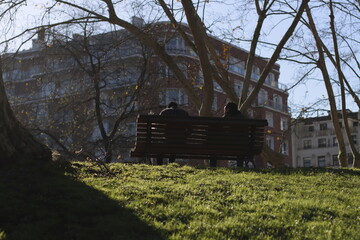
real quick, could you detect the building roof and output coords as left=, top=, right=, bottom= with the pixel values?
left=294, top=110, right=359, bottom=125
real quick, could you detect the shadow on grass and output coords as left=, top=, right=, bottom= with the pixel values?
left=0, top=160, right=163, bottom=240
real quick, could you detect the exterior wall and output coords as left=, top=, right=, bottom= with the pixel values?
left=291, top=112, right=359, bottom=167
left=3, top=21, right=291, bottom=166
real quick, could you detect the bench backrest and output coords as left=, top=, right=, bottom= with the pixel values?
left=131, top=115, right=268, bottom=159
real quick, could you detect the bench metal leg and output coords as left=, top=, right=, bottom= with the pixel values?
left=157, top=155, right=163, bottom=165
left=210, top=156, right=217, bottom=167
left=236, top=156, right=244, bottom=167
left=169, top=155, right=175, bottom=163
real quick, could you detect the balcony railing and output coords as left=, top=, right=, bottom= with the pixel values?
left=264, top=81, right=288, bottom=91
left=316, top=130, right=330, bottom=137
left=255, top=99, right=289, bottom=113
left=166, top=47, right=289, bottom=92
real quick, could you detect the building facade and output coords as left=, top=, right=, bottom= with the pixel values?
left=2, top=19, right=291, bottom=166
left=291, top=111, right=359, bottom=167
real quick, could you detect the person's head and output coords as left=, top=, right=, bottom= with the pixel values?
left=224, top=102, right=238, bottom=113
left=167, top=102, right=178, bottom=109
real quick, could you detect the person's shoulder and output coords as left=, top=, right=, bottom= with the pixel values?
left=224, top=111, right=245, bottom=119
left=179, top=109, right=189, bottom=116
left=160, top=108, right=172, bottom=116
left=177, top=108, right=189, bottom=116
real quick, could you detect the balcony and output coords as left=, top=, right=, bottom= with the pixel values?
left=316, top=130, right=330, bottom=137
left=255, top=99, right=289, bottom=114
left=165, top=47, right=197, bottom=57
left=264, top=80, right=288, bottom=91
left=166, top=46, right=289, bottom=92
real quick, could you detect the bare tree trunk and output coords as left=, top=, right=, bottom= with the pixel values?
left=0, top=57, right=51, bottom=162
left=329, top=0, right=360, bottom=168
left=181, top=0, right=214, bottom=116
left=305, top=5, right=347, bottom=167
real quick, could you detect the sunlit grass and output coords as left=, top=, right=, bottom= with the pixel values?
left=1, top=161, right=359, bottom=239
left=77, top=163, right=360, bottom=240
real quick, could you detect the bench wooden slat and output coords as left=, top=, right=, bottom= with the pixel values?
left=131, top=115, right=268, bottom=166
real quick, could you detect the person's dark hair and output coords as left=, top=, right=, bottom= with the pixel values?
left=167, top=102, right=178, bottom=108
left=225, top=102, right=238, bottom=112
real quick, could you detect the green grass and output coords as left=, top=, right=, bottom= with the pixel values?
left=1, top=161, right=360, bottom=240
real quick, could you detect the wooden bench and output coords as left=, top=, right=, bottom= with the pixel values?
left=131, top=115, right=268, bottom=167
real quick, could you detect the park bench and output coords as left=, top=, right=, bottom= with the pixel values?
left=131, top=114, right=268, bottom=167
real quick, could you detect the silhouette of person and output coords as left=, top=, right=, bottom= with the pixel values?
left=222, top=102, right=246, bottom=167
left=160, top=102, right=189, bottom=117
left=223, top=102, right=245, bottom=119
left=158, top=102, right=189, bottom=164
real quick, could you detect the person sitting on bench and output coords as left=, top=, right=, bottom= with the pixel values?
left=158, top=102, right=189, bottom=164
left=223, top=102, right=245, bottom=119
left=160, top=102, right=189, bottom=117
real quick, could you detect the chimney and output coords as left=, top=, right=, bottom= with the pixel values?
left=38, top=28, right=45, bottom=41
left=32, top=28, right=46, bottom=49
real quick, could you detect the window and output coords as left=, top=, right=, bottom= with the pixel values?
left=266, top=135, right=275, bottom=150
left=303, top=140, right=312, bottom=149
left=213, top=81, right=223, bottom=92
left=195, top=70, right=204, bottom=87
left=320, top=123, right=327, bottom=130
left=14, top=81, right=28, bottom=96
left=247, top=109, right=254, bottom=118
left=234, top=82, right=243, bottom=97
left=351, top=135, right=357, bottom=144
left=265, top=111, right=274, bottom=127
left=303, top=157, right=312, bottom=167
left=308, top=126, right=314, bottom=132
left=159, top=65, right=174, bottom=78
left=228, top=57, right=245, bottom=75
left=178, top=63, right=188, bottom=78
left=251, top=66, right=260, bottom=80
left=59, top=136, right=73, bottom=146
left=353, top=121, right=358, bottom=127
left=333, top=137, right=338, bottom=146
left=266, top=73, right=275, bottom=86
left=280, top=117, right=288, bottom=131
left=159, top=88, right=188, bottom=106
left=54, top=109, right=73, bottom=123
left=318, top=138, right=327, bottom=148
left=258, top=89, right=268, bottom=105
left=122, top=96, right=138, bottom=112
left=36, top=104, right=48, bottom=121
left=317, top=156, right=326, bottom=167
left=56, top=80, right=71, bottom=95
left=41, top=81, right=55, bottom=98
left=165, top=37, right=185, bottom=51
left=332, top=155, right=339, bottom=166
left=91, top=122, right=110, bottom=141
left=273, top=94, right=283, bottom=111
left=162, top=63, right=188, bottom=79
left=281, top=141, right=288, bottom=155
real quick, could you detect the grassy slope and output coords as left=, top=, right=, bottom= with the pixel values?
left=1, top=161, right=360, bottom=240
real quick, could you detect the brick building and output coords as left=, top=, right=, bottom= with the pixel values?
left=2, top=19, right=291, bottom=166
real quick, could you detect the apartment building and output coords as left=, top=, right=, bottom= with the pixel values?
left=291, top=111, right=359, bottom=167
left=2, top=18, right=291, bottom=165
